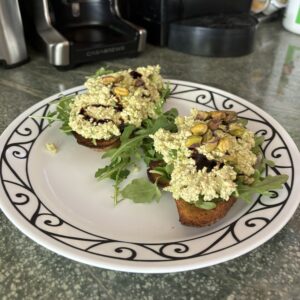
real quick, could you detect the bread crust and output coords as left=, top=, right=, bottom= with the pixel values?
left=72, top=131, right=120, bottom=151
left=175, top=197, right=237, bottom=227
left=147, top=160, right=170, bottom=188
left=147, top=161, right=237, bottom=227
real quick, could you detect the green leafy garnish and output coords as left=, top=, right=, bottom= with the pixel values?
left=31, top=95, right=74, bottom=134
left=141, top=137, right=163, bottom=165
left=236, top=174, right=288, bottom=203
left=95, top=108, right=178, bottom=204
left=95, top=156, right=130, bottom=181
left=194, top=201, right=217, bottom=210
left=252, top=135, right=265, bottom=155
left=237, top=118, right=248, bottom=126
left=149, top=164, right=173, bottom=181
left=120, top=179, right=161, bottom=203
left=92, top=67, right=114, bottom=78
left=54, top=95, right=74, bottom=133
left=154, top=83, right=171, bottom=115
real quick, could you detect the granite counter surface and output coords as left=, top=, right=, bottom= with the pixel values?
left=0, top=21, right=300, bottom=300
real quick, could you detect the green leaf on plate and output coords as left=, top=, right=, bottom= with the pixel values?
left=121, top=179, right=161, bottom=203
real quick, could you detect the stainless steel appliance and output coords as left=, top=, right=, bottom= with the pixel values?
left=31, top=0, right=146, bottom=69
left=0, top=0, right=28, bottom=68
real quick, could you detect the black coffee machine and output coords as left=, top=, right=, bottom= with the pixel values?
left=25, top=0, right=146, bottom=69
left=119, top=0, right=258, bottom=57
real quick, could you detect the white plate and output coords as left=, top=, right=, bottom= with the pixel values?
left=0, top=80, right=299, bottom=273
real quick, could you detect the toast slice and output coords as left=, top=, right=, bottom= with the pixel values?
left=72, top=132, right=120, bottom=151
left=147, top=160, right=170, bottom=188
left=175, top=197, right=237, bottom=227
left=147, top=161, right=236, bottom=227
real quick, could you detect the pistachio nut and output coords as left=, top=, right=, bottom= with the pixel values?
left=229, top=123, right=245, bottom=137
left=202, top=130, right=213, bottom=142
left=101, top=76, right=116, bottom=85
left=210, top=111, right=226, bottom=121
left=185, top=135, right=202, bottom=148
left=196, top=111, right=209, bottom=121
left=217, top=136, right=232, bottom=152
left=190, top=123, right=208, bottom=136
left=208, top=119, right=221, bottom=131
left=204, top=138, right=219, bottom=152
left=114, top=87, right=129, bottom=96
left=224, top=111, right=237, bottom=123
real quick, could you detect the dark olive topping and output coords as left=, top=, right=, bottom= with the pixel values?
left=80, top=110, right=111, bottom=125
left=134, top=78, right=145, bottom=87
left=79, top=105, right=119, bottom=125
left=130, top=70, right=142, bottom=79
left=190, top=150, right=217, bottom=172
left=89, top=104, right=109, bottom=108
left=94, top=119, right=112, bottom=124
left=114, top=103, right=123, bottom=112
left=118, top=122, right=125, bottom=132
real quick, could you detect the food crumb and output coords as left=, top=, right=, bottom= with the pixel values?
left=132, top=164, right=140, bottom=173
left=45, top=143, right=58, bottom=154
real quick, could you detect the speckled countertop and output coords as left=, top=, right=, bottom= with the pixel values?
left=0, top=21, right=300, bottom=299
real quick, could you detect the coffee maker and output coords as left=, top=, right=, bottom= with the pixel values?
left=119, top=0, right=258, bottom=57
left=29, top=0, right=146, bottom=69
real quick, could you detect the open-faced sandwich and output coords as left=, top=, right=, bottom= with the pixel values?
left=46, top=65, right=168, bottom=151
left=149, top=109, right=288, bottom=227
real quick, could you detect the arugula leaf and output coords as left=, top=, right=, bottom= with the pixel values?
left=95, top=156, right=130, bottom=181
left=254, top=135, right=265, bottom=147
left=101, top=147, right=117, bottom=159
left=95, top=108, right=178, bottom=204
left=236, top=174, right=288, bottom=203
left=154, top=83, right=171, bottom=115
left=55, top=95, right=74, bottom=134
left=31, top=95, right=74, bottom=135
left=251, top=135, right=264, bottom=156
left=194, top=201, right=217, bottom=210
left=92, top=67, right=114, bottom=78
left=149, top=164, right=173, bottom=181
left=111, top=169, right=130, bottom=181
left=265, top=159, right=275, bottom=167
left=121, top=179, right=161, bottom=203
left=141, top=138, right=163, bottom=165
left=106, top=109, right=178, bottom=162
left=111, top=169, right=130, bottom=204
left=44, top=111, right=57, bottom=126
left=237, top=118, right=248, bottom=126
left=120, top=125, right=136, bottom=143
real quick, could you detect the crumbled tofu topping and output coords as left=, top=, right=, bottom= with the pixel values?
left=164, top=164, right=237, bottom=202
left=45, top=143, right=58, bottom=154
left=69, top=65, right=165, bottom=140
left=151, top=109, right=257, bottom=204
left=68, top=94, right=121, bottom=140
left=150, top=128, right=192, bottom=165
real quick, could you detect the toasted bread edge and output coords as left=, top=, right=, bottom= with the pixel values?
left=175, top=197, right=237, bottom=227
left=72, top=132, right=121, bottom=151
